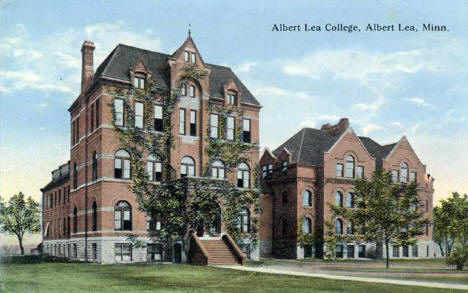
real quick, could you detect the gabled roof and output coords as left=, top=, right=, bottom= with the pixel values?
left=272, top=127, right=398, bottom=166
left=93, top=43, right=260, bottom=105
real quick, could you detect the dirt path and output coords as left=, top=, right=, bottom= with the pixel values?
left=215, top=265, right=468, bottom=291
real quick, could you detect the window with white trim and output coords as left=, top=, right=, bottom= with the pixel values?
left=114, top=150, right=131, bottom=179
left=357, top=166, right=364, bottom=179
left=154, top=105, right=163, bottom=131
left=134, top=76, right=145, bottom=89
left=210, top=114, right=219, bottom=138
left=114, top=99, right=124, bottom=126
left=181, top=156, right=195, bottom=177
left=147, top=155, right=162, bottom=182
left=190, top=110, right=196, bottom=136
left=115, top=243, right=132, bottom=261
left=303, top=217, right=312, bottom=234
left=114, top=201, right=131, bottom=231
left=191, top=52, right=196, bottom=64
left=237, top=162, right=250, bottom=188
left=184, top=51, right=189, bottom=62
left=181, top=84, right=186, bottom=96
left=238, top=208, right=250, bottom=233
left=211, top=160, right=225, bottom=179
left=179, top=108, right=186, bottom=135
left=391, top=170, right=399, bottom=183
left=345, top=155, right=355, bottom=178
left=189, top=85, right=195, bottom=97
left=135, top=102, right=144, bottom=128
left=410, top=171, right=416, bottom=182
left=242, top=119, right=251, bottom=143
left=400, top=162, right=408, bottom=183
left=227, top=93, right=236, bottom=105
left=226, top=116, right=235, bottom=140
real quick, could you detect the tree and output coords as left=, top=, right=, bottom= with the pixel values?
left=433, top=204, right=454, bottom=258
left=0, top=192, right=41, bottom=255
left=108, top=64, right=259, bottom=260
left=436, top=193, right=468, bottom=270
left=331, top=171, right=428, bottom=269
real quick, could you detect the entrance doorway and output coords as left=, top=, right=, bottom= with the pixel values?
left=174, top=243, right=182, bottom=263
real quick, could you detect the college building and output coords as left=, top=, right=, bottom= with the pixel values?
left=40, top=35, right=260, bottom=264
left=258, top=118, right=440, bottom=259
left=41, top=36, right=440, bottom=264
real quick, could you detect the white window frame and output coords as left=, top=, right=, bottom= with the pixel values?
left=179, top=108, right=186, bottom=135
left=226, top=116, right=235, bottom=140
left=114, top=99, right=124, bottom=126
left=135, top=101, right=144, bottom=128
left=210, top=114, right=219, bottom=138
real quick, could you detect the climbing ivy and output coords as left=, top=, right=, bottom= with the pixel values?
left=107, top=64, right=260, bottom=259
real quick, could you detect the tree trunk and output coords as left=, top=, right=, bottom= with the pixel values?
left=385, top=240, right=390, bottom=269
left=438, top=242, right=444, bottom=257
left=18, top=236, right=24, bottom=256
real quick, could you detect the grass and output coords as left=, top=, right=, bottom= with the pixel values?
left=0, top=256, right=464, bottom=292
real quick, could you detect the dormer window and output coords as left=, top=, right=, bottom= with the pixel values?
left=134, top=76, right=145, bottom=89
left=184, top=51, right=189, bottom=62
left=191, top=52, right=196, bottom=64
left=227, top=93, right=236, bottom=105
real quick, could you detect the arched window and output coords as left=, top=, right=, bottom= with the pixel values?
left=189, top=85, right=195, bottom=97
left=181, top=156, right=195, bottom=177
left=211, top=160, right=225, bottom=179
left=114, top=150, right=131, bottom=179
left=238, top=208, right=250, bottom=233
left=400, top=162, right=408, bottom=183
left=302, top=190, right=312, bottom=207
left=92, top=151, right=98, bottom=181
left=147, top=155, right=162, bottom=182
left=73, top=163, right=78, bottom=189
left=335, top=219, right=343, bottom=235
left=303, top=217, right=312, bottom=234
left=237, top=162, right=250, bottom=188
left=114, top=201, right=132, bottom=231
left=282, top=191, right=288, bottom=206
left=345, top=155, right=355, bottom=178
left=335, top=191, right=343, bottom=207
left=73, top=207, right=78, bottom=233
left=346, top=193, right=354, bottom=208
left=92, top=201, right=97, bottom=231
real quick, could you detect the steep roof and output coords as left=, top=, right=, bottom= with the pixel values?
left=40, top=163, right=70, bottom=192
left=273, top=127, right=397, bottom=166
left=93, top=44, right=260, bottom=105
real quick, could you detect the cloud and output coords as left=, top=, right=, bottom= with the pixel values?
left=391, top=121, right=403, bottom=128
left=0, top=20, right=162, bottom=96
left=235, top=61, right=257, bottom=73
left=354, top=97, right=385, bottom=112
left=251, top=85, right=309, bottom=101
left=405, top=97, right=431, bottom=107
left=362, top=124, right=382, bottom=135
left=38, top=103, right=47, bottom=109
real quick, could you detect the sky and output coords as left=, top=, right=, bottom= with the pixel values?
left=0, top=0, right=467, bottom=206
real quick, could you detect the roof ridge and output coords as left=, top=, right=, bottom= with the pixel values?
left=296, top=128, right=306, bottom=163
left=117, top=43, right=170, bottom=56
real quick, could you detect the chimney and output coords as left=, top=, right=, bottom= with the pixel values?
left=81, top=40, right=95, bottom=93
left=321, top=118, right=349, bottom=136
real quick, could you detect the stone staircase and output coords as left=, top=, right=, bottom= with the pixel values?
left=199, top=239, right=241, bottom=265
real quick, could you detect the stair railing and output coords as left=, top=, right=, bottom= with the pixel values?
left=222, top=234, right=246, bottom=265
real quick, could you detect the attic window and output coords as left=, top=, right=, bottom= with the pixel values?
left=184, top=51, right=189, bottom=62
left=191, top=52, right=196, bottom=64
left=134, top=76, right=145, bottom=89
left=227, top=93, right=236, bottom=105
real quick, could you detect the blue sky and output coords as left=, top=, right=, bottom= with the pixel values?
left=1, top=0, right=467, bottom=204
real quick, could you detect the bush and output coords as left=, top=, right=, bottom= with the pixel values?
left=447, top=246, right=468, bottom=270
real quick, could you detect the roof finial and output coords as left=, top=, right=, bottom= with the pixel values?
left=188, top=24, right=191, bottom=38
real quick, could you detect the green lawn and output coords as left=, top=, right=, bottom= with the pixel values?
left=0, top=256, right=464, bottom=292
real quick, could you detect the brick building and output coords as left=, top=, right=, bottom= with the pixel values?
left=41, top=36, right=261, bottom=264
left=259, top=118, right=439, bottom=259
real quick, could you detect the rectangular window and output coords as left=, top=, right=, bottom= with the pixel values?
left=114, top=99, right=124, bottom=126
left=347, top=245, right=355, bottom=258
left=115, top=243, right=132, bottom=261
left=190, top=110, right=197, bottom=136
left=123, top=159, right=131, bottom=179
left=147, top=244, right=162, bottom=262
left=226, top=116, right=235, bottom=140
left=179, top=108, right=186, bottom=135
left=357, top=166, right=364, bottom=179
left=73, top=243, right=77, bottom=258
left=95, top=99, right=100, bottom=128
left=147, top=161, right=162, bottom=182
left=189, top=85, right=195, bottom=97
left=90, top=104, right=94, bottom=131
left=210, top=114, right=219, bottom=138
left=426, top=245, right=429, bottom=257
left=412, top=245, right=418, bottom=257
left=191, top=52, right=196, bottom=64
left=134, top=77, right=145, bottom=89
left=227, top=94, right=235, bottom=105
left=335, top=245, right=344, bottom=258
left=184, top=51, right=189, bottom=62
left=154, top=105, right=163, bottom=131
left=262, top=164, right=273, bottom=179
left=242, top=119, right=251, bottom=143
left=410, top=171, right=416, bottom=182
left=135, top=102, right=144, bottom=128
left=391, top=170, right=399, bottom=183
left=92, top=243, right=97, bottom=260
left=358, top=245, right=366, bottom=258
left=402, top=245, right=409, bottom=257
left=392, top=246, right=400, bottom=257
left=281, top=161, right=287, bottom=176
left=336, top=163, right=343, bottom=177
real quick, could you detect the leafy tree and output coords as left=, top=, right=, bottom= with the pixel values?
left=433, top=203, right=454, bottom=258
left=331, top=171, right=427, bottom=269
left=437, top=192, right=468, bottom=270
left=0, top=192, right=40, bottom=255
left=108, top=64, right=259, bottom=260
